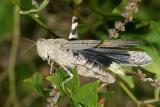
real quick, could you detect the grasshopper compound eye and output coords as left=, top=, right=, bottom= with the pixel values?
left=37, top=38, right=48, bottom=60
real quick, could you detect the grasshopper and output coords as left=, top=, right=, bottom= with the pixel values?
left=37, top=16, right=152, bottom=87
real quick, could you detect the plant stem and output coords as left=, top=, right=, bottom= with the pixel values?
left=141, top=99, right=159, bottom=104
left=8, top=3, right=20, bottom=107
left=30, top=14, right=60, bottom=38
left=155, top=88, right=160, bottom=100
left=119, top=81, right=140, bottom=107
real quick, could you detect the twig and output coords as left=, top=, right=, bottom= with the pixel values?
left=119, top=70, right=160, bottom=107
left=29, top=14, right=60, bottom=38
left=119, top=81, right=140, bottom=106
left=19, top=0, right=59, bottom=38
left=140, top=99, right=159, bottom=104
left=125, top=70, right=160, bottom=88
left=8, top=3, right=20, bottom=107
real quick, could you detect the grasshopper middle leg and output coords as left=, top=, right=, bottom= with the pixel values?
left=61, top=65, right=74, bottom=87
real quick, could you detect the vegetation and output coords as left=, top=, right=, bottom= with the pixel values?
left=0, top=0, right=160, bottom=107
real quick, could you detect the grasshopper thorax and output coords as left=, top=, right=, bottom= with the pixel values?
left=37, top=38, right=68, bottom=61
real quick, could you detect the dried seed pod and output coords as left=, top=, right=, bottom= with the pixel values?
left=108, top=0, right=141, bottom=38
left=108, top=29, right=119, bottom=38
left=114, top=21, right=125, bottom=32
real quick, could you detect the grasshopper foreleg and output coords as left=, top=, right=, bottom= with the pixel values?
left=48, top=59, right=55, bottom=75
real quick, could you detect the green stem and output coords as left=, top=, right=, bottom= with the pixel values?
left=119, top=81, right=140, bottom=107
left=138, top=89, right=160, bottom=105
left=8, top=3, right=20, bottom=107
left=155, top=88, right=160, bottom=100
left=140, top=99, right=159, bottom=104
left=30, top=14, right=60, bottom=38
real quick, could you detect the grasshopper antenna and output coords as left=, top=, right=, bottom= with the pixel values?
left=20, top=37, right=36, bottom=56
left=21, top=43, right=36, bottom=56
left=21, top=37, right=36, bottom=44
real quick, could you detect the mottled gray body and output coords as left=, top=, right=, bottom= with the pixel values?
left=37, top=38, right=115, bottom=84
left=37, top=38, right=152, bottom=85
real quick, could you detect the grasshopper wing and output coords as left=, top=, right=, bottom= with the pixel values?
left=64, top=39, right=143, bottom=50
left=76, top=47, right=152, bottom=66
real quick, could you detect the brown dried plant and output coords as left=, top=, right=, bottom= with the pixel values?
left=108, top=0, right=141, bottom=38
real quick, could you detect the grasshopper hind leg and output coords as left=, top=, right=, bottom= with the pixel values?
left=68, top=16, right=78, bottom=40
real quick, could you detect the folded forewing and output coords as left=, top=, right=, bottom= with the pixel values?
left=65, top=40, right=143, bottom=50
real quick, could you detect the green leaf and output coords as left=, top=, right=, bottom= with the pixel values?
left=136, top=1, right=160, bottom=21
left=24, top=72, right=49, bottom=96
left=47, top=67, right=66, bottom=95
left=20, top=0, right=49, bottom=15
left=146, top=21, right=160, bottom=45
left=142, top=46, right=160, bottom=76
left=99, top=91, right=114, bottom=100
left=85, top=0, right=121, bottom=16
left=63, top=67, right=80, bottom=95
left=112, top=0, right=128, bottom=15
left=20, top=0, right=38, bottom=14
left=20, top=0, right=34, bottom=10
left=47, top=67, right=80, bottom=95
left=72, top=81, right=100, bottom=107
left=38, top=0, right=49, bottom=11
left=47, top=67, right=100, bottom=107
left=120, top=76, right=134, bottom=88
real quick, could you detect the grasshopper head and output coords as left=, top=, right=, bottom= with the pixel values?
left=37, top=38, right=48, bottom=60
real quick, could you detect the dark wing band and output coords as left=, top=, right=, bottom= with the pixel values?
left=76, top=47, right=152, bottom=66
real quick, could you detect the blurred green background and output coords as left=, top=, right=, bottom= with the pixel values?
left=0, top=0, right=160, bottom=107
